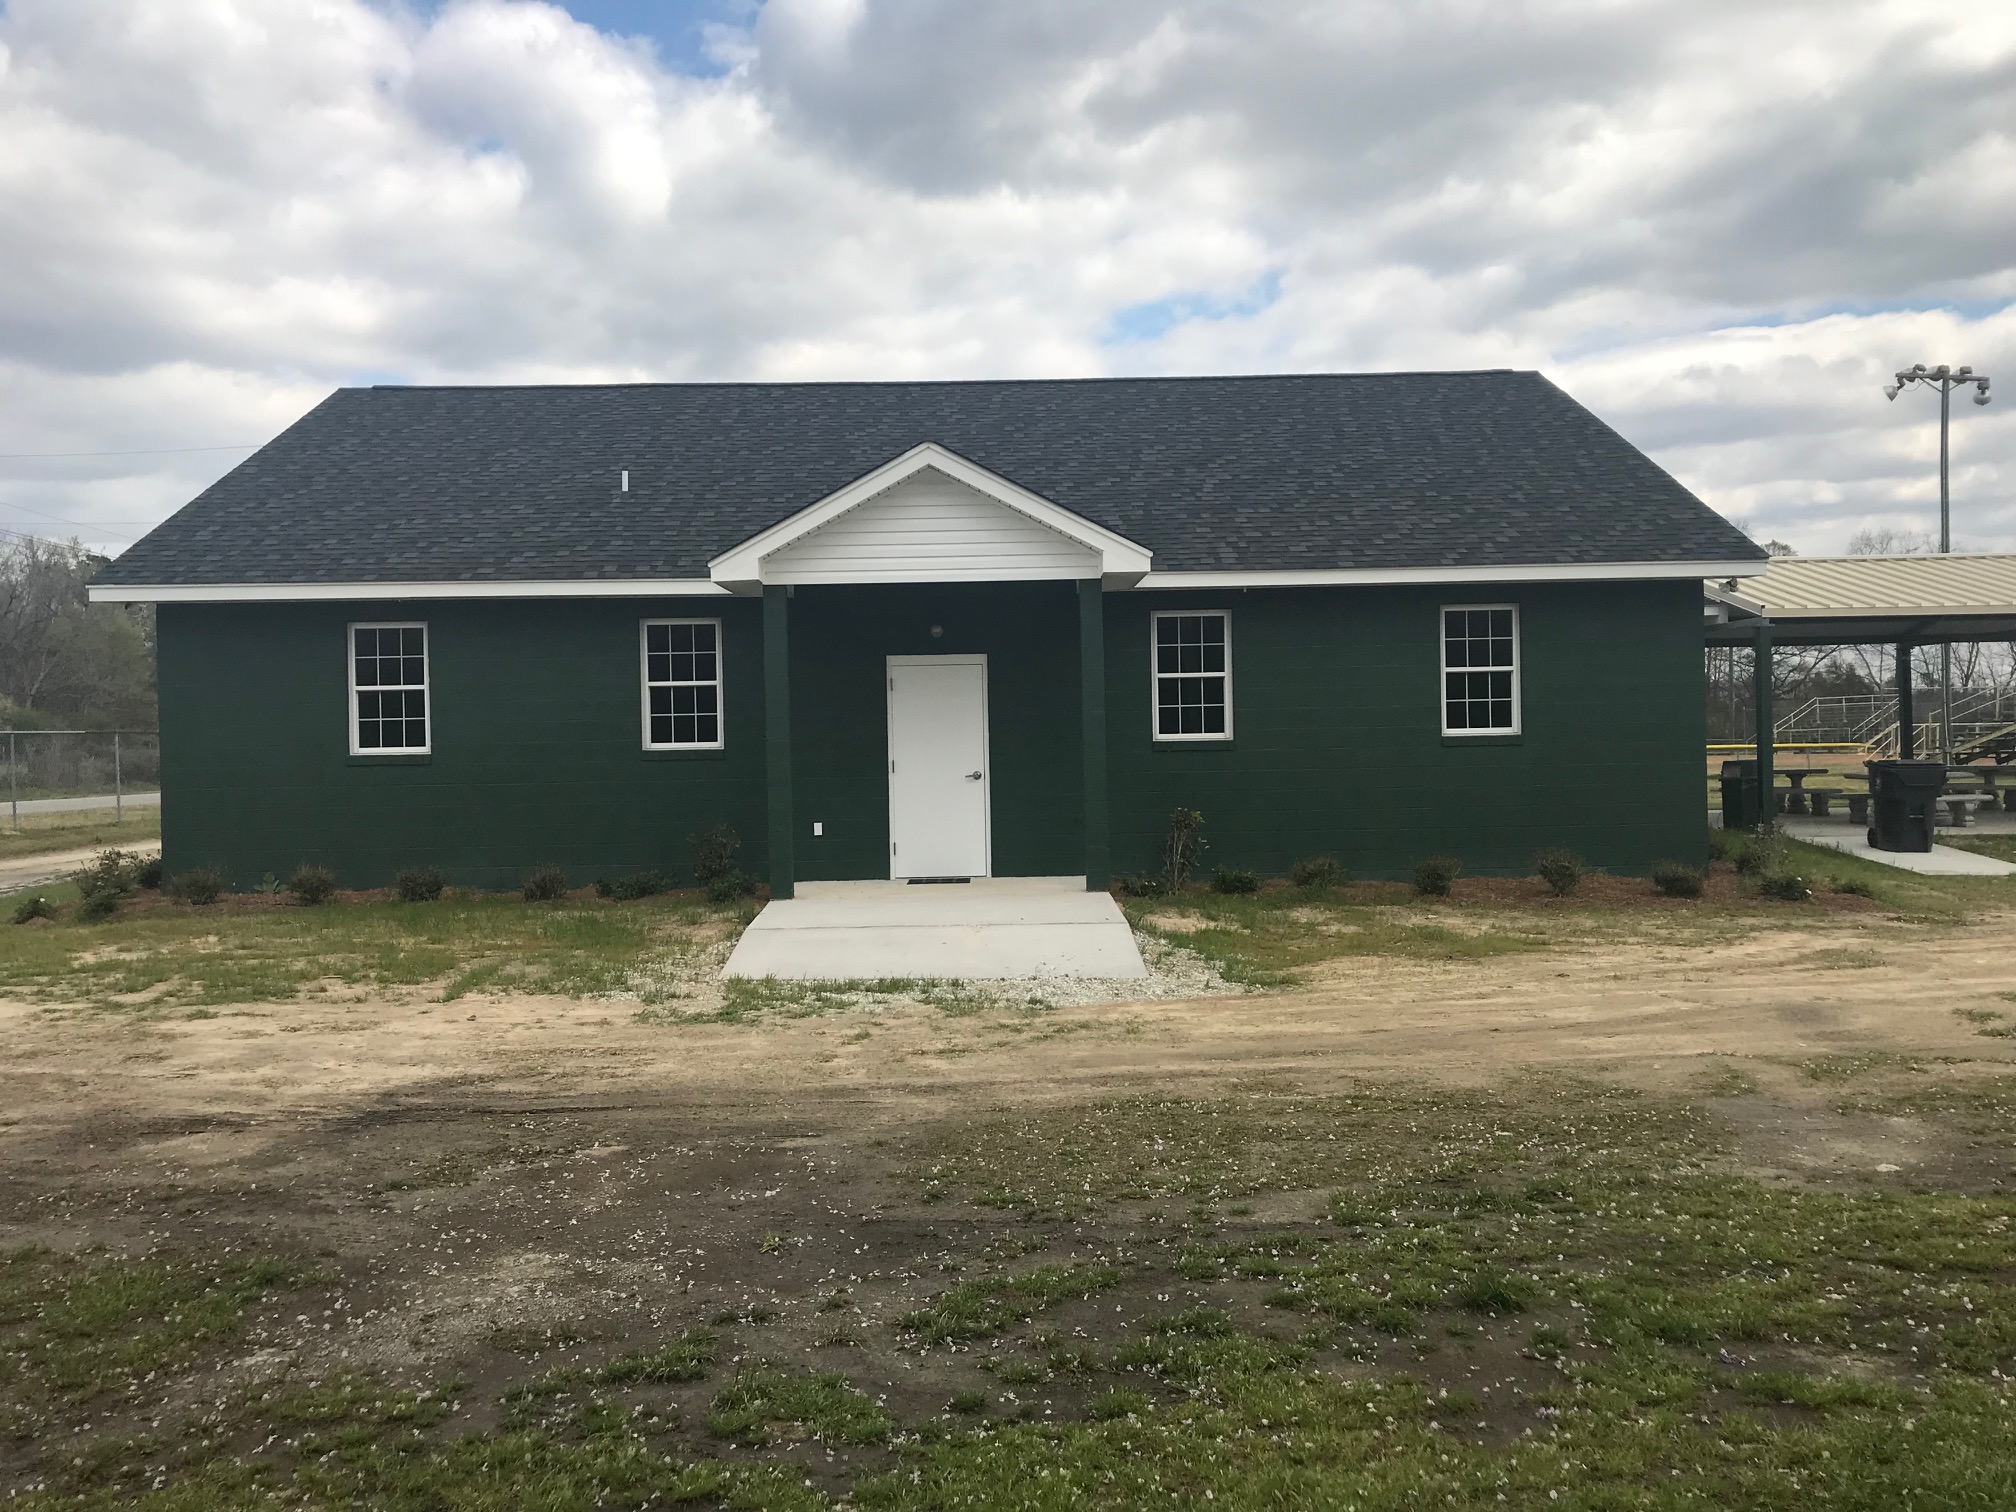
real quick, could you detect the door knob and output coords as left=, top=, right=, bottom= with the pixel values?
left=966, top=770, right=984, bottom=780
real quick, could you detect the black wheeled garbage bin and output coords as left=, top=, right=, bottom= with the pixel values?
left=1720, top=760, right=1761, bottom=832
left=1866, top=760, right=1945, bottom=852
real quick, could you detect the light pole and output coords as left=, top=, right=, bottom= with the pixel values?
left=1884, top=363, right=1992, bottom=760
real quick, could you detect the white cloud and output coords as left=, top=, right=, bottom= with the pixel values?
left=0, top=0, right=2011, bottom=556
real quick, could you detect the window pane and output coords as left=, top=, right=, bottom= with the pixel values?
left=643, top=622, right=722, bottom=746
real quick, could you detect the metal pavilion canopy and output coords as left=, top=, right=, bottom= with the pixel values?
left=1705, top=552, right=2016, bottom=648
left=1703, top=553, right=2016, bottom=822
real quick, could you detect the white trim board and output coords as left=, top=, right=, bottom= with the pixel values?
left=88, top=557, right=1765, bottom=604
left=709, top=441, right=1153, bottom=590
left=1130, top=560, right=1765, bottom=590
left=89, top=579, right=728, bottom=604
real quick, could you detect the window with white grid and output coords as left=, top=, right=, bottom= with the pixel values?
left=641, top=619, right=724, bottom=749
left=1152, top=611, right=1233, bottom=740
left=350, top=623, right=429, bottom=754
left=1441, top=605, right=1520, bottom=735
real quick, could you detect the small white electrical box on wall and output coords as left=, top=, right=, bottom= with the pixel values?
left=812, top=822, right=823, bottom=836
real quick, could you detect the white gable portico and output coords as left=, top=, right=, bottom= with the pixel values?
left=719, top=443, right=1138, bottom=902
left=708, top=442, right=1151, bottom=592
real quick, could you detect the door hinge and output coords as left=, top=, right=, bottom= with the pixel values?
left=890, top=759, right=896, bottom=773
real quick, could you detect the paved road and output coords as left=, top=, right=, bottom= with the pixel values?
left=5, top=790, right=160, bottom=816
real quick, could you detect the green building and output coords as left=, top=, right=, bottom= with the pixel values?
left=90, top=372, right=1765, bottom=894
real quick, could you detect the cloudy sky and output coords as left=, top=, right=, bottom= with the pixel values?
left=1, top=0, right=2012, bottom=561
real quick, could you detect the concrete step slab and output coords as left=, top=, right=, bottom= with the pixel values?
left=723, top=875, right=1149, bottom=980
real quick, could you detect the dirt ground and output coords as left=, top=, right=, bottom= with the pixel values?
left=3, top=909, right=2014, bottom=1496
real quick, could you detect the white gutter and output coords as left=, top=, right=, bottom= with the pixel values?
left=88, top=579, right=728, bottom=604
left=1130, top=560, right=1767, bottom=590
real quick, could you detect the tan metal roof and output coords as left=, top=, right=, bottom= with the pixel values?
left=1733, top=553, right=2016, bottom=619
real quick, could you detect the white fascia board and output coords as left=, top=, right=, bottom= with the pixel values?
left=707, top=441, right=1154, bottom=585
left=1129, top=560, right=1768, bottom=590
left=87, top=579, right=728, bottom=605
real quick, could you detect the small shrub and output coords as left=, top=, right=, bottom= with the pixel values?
left=1706, top=827, right=1740, bottom=864
left=73, top=848, right=140, bottom=900
left=1833, top=876, right=1877, bottom=898
left=12, top=895, right=55, bottom=924
left=1211, top=867, right=1260, bottom=894
left=287, top=864, right=337, bottom=905
left=1290, top=855, right=1342, bottom=888
left=691, top=823, right=742, bottom=884
left=1650, top=860, right=1704, bottom=898
left=1163, top=806, right=1206, bottom=891
left=1413, top=855, right=1460, bottom=897
left=1118, top=873, right=1168, bottom=898
left=1733, top=825, right=1784, bottom=877
left=136, top=856, right=163, bottom=889
left=395, top=866, right=446, bottom=902
left=166, top=866, right=226, bottom=905
left=705, top=869, right=753, bottom=905
left=1755, top=871, right=1812, bottom=902
left=599, top=871, right=665, bottom=902
left=1532, top=848, right=1585, bottom=897
left=77, top=889, right=120, bottom=921
left=521, top=864, right=570, bottom=902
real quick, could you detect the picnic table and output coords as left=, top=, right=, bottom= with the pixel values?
left=1775, top=768, right=1829, bottom=816
left=1946, top=765, right=2015, bottom=813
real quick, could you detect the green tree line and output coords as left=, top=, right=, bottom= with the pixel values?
left=0, top=538, right=156, bottom=730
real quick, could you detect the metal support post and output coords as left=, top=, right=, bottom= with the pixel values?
left=1752, top=623, right=1774, bottom=830
left=7, top=732, right=14, bottom=831
left=1896, top=644, right=1915, bottom=760
left=114, top=731, right=123, bottom=822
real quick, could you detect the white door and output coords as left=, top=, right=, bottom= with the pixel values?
left=887, top=655, right=991, bottom=879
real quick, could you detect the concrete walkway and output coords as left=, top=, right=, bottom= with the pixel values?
left=1782, top=818, right=2016, bottom=877
left=6, top=790, right=160, bottom=816
left=722, top=875, right=1149, bottom=980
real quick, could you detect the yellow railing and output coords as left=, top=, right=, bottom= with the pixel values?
left=1705, top=742, right=1871, bottom=754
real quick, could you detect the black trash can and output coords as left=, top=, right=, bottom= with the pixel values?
left=1720, top=759, right=1762, bottom=831
left=1866, top=760, right=1946, bottom=852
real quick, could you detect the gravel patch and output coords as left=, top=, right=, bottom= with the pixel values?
left=616, top=928, right=1242, bottom=1022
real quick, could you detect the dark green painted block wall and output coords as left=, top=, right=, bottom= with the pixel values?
left=788, top=582, right=1083, bottom=880
left=156, top=598, right=768, bottom=890
left=1103, top=581, right=1707, bottom=880
left=157, top=579, right=1704, bottom=891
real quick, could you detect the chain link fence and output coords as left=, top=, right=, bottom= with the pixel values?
left=0, top=730, right=160, bottom=827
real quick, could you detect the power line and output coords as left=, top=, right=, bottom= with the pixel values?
left=0, top=442, right=260, bottom=459
left=0, top=500, right=141, bottom=541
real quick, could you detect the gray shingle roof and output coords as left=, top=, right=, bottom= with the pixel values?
left=94, top=371, right=1764, bottom=586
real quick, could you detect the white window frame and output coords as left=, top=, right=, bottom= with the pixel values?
left=1150, top=609, right=1235, bottom=743
left=1440, top=603, right=1521, bottom=736
left=348, top=621, right=431, bottom=756
left=640, top=617, right=726, bottom=751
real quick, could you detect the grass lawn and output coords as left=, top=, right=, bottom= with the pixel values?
left=0, top=889, right=756, bottom=1010
left=1121, top=835, right=2014, bottom=988
left=0, top=828, right=2009, bottom=1012
left=6, top=1067, right=2016, bottom=1509
left=0, top=807, right=160, bottom=864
